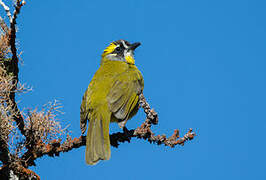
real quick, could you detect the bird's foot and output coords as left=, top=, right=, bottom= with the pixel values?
left=118, top=120, right=127, bottom=129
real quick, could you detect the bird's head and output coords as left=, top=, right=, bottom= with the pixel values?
left=102, top=40, right=141, bottom=65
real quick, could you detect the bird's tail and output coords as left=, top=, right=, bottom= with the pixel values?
left=85, top=109, right=111, bottom=165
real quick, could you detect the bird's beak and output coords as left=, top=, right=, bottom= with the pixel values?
left=129, top=42, right=141, bottom=51
left=125, top=42, right=141, bottom=65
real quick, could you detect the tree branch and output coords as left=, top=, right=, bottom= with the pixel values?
left=20, top=93, right=196, bottom=168
left=8, top=0, right=27, bottom=136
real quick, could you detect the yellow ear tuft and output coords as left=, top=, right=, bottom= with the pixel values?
left=102, top=43, right=117, bottom=57
left=125, top=55, right=135, bottom=65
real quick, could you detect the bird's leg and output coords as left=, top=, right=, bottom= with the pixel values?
left=118, top=120, right=127, bottom=129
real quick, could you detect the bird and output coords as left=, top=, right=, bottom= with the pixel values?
left=80, top=40, right=144, bottom=165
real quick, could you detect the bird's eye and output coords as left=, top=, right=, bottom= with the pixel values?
left=116, top=47, right=121, bottom=52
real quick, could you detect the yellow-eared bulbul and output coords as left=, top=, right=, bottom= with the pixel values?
left=80, top=40, right=144, bottom=165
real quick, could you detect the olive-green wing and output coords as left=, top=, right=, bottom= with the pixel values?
left=80, top=88, right=89, bottom=134
left=106, top=70, right=144, bottom=121
left=80, top=80, right=95, bottom=134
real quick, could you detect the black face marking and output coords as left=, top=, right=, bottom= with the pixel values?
left=114, top=46, right=124, bottom=57
left=104, top=40, right=140, bottom=63
left=111, top=40, right=130, bottom=58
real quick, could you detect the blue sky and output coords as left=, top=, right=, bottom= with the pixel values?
left=1, top=0, right=266, bottom=179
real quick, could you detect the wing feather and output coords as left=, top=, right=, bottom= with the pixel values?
left=107, top=69, right=143, bottom=121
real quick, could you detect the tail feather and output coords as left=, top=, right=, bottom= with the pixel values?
left=85, top=111, right=111, bottom=165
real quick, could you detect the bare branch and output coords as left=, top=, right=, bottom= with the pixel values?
left=9, top=0, right=24, bottom=82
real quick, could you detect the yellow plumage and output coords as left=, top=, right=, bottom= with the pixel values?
left=80, top=40, right=144, bottom=165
